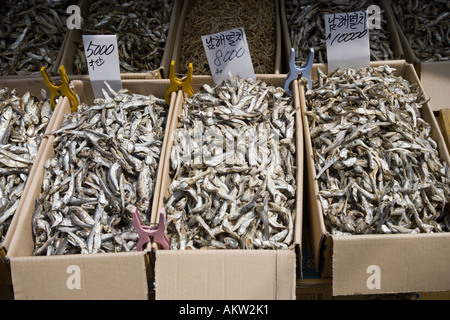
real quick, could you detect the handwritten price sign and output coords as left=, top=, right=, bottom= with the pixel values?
left=83, top=35, right=122, bottom=98
left=325, top=11, right=370, bottom=72
left=202, top=27, right=255, bottom=84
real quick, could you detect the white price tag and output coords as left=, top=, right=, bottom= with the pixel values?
left=83, top=34, right=122, bottom=98
left=325, top=11, right=370, bottom=72
left=202, top=27, right=255, bottom=84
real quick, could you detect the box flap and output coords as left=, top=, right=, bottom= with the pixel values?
left=332, top=234, right=450, bottom=296
left=420, top=61, right=450, bottom=112
left=155, top=250, right=296, bottom=300
left=11, top=252, right=148, bottom=300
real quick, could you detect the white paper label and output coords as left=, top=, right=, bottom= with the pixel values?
left=83, top=34, right=122, bottom=98
left=325, top=11, right=370, bottom=72
left=202, top=27, right=255, bottom=84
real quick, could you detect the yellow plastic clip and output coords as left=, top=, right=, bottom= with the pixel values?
left=41, top=65, right=79, bottom=112
left=165, top=60, right=194, bottom=104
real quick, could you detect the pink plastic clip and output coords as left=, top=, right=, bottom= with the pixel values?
left=132, top=206, right=170, bottom=251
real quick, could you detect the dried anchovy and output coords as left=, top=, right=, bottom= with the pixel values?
left=166, top=75, right=297, bottom=249
left=305, top=65, right=450, bottom=235
left=179, top=0, right=277, bottom=75
left=0, top=88, right=53, bottom=242
left=73, top=0, right=174, bottom=74
left=0, top=0, right=77, bottom=76
left=392, top=0, right=450, bottom=62
left=285, top=0, right=396, bottom=64
left=32, top=86, right=168, bottom=255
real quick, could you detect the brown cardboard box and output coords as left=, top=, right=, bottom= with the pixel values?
left=301, top=60, right=450, bottom=297
left=153, top=75, right=302, bottom=300
left=171, top=0, right=282, bottom=76
left=58, top=0, right=182, bottom=79
left=280, top=0, right=404, bottom=74
left=7, top=79, right=176, bottom=300
left=419, top=62, right=450, bottom=112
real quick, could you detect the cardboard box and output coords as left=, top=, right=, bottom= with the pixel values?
left=420, top=62, right=450, bottom=112
left=280, top=0, right=404, bottom=74
left=7, top=79, right=176, bottom=300
left=153, top=75, right=302, bottom=300
left=301, top=60, right=450, bottom=297
left=171, top=0, right=282, bottom=76
left=59, top=0, right=182, bottom=79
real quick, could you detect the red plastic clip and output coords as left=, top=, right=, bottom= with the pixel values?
left=131, top=206, right=170, bottom=251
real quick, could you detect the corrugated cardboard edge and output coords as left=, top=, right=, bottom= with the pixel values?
left=155, top=250, right=296, bottom=300
left=171, top=0, right=282, bottom=75
left=301, top=60, right=450, bottom=296
left=280, top=0, right=404, bottom=73
left=59, top=0, right=181, bottom=79
left=7, top=81, right=177, bottom=300
left=152, top=75, right=301, bottom=300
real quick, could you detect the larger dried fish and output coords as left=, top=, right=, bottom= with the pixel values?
left=392, top=0, right=449, bottom=62
left=0, top=0, right=77, bottom=76
left=32, top=86, right=168, bottom=255
left=285, top=0, right=397, bottom=64
left=0, top=88, right=53, bottom=242
left=305, top=65, right=450, bottom=235
left=73, top=0, right=174, bottom=74
left=179, top=0, right=277, bottom=75
left=165, top=75, right=297, bottom=250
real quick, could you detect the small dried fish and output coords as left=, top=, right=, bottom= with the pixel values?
left=285, top=0, right=397, bottom=64
left=165, top=74, right=297, bottom=250
left=73, top=0, right=174, bottom=74
left=392, top=0, right=449, bottom=62
left=305, top=65, right=450, bottom=235
left=0, top=88, right=53, bottom=243
left=179, top=0, right=277, bottom=75
left=32, top=85, right=168, bottom=255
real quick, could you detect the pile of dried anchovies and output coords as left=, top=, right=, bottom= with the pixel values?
left=179, top=0, right=277, bottom=75
left=166, top=75, right=297, bottom=249
left=305, top=65, right=450, bottom=235
left=73, top=0, right=174, bottom=74
left=285, top=0, right=396, bottom=64
left=0, top=88, right=52, bottom=242
left=32, top=86, right=168, bottom=255
left=392, top=0, right=449, bottom=62
left=0, top=0, right=77, bottom=76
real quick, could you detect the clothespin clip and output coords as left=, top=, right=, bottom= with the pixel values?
left=165, top=60, right=194, bottom=104
left=131, top=206, right=170, bottom=251
left=284, top=48, right=314, bottom=95
left=41, top=65, right=79, bottom=112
